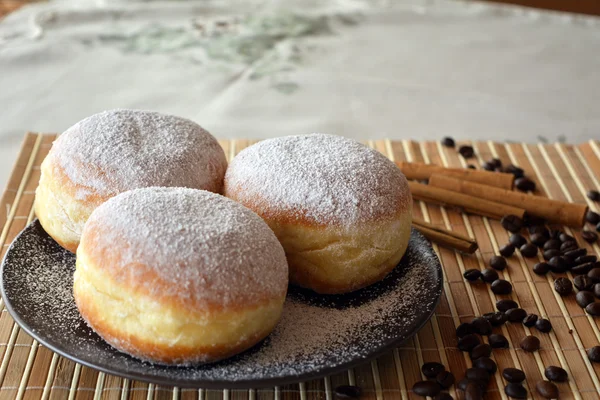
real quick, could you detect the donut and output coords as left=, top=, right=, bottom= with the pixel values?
left=224, top=134, right=412, bottom=294
left=73, top=187, right=289, bottom=365
left=34, top=109, right=227, bottom=253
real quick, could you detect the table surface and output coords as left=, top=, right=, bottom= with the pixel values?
left=2, top=133, right=600, bottom=399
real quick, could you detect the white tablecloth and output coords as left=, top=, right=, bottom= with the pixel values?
left=1, top=0, right=599, bottom=190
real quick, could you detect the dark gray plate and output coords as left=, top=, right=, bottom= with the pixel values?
left=1, top=220, right=442, bottom=389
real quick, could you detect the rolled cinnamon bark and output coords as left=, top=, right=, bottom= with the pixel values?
left=413, top=217, right=478, bottom=254
left=396, top=161, right=514, bottom=190
left=429, top=174, right=588, bottom=227
left=408, top=181, right=526, bottom=220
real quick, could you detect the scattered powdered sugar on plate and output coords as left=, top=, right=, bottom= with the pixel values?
left=1, top=220, right=441, bottom=388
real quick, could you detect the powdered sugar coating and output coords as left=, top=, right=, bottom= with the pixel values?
left=81, top=187, right=288, bottom=308
left=51, top=109, right=227, bottom=199
left=224, top=134, right=411, bottom=225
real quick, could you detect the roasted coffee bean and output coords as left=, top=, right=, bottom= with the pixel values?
left=490, top=158, right=502, bottom=168
left=586, top=210, right=600, bottom=224
left=489, top=333, right=509, bottom=348
left=536, top=318, right=552, bottom=333
left=422, top=362, right=445, bottom=378
left=585, top=302, right=600, bottom=316
left=515, top=177, right=536, bottom=192
left=471, top=317, right=492, bottom=336
left=582, top=230, right=598, bottom=243
left=473, top=357, right=497, bottom=374
left=463, top=269, right=482, bottom=281
left=458, top=145, right=475, bottom=159
left=549, top=229, right=562, bottom=239
left=588, top=268, right=600, bottom=283
left=533, top=262, right=550, bottom=275
left=588, top=346, right=600, bottom=362
left=441, top=137, right=455, bottom=148
left=501, top=215, right=523, bottom=233
left=505, top=383, right=527, bottom=399
left=531, top=233, right=548, bottom=247
left=496, top=299, right=518, bottom=312
left=597, top=222, right=600, bottom=232
left=490, top=255, right=507, bottom=270
left=536, top=381, right=559, bottom=399
left=576, top=291, right=595, bottom=308
left=436, top=370, right=455, bottom=389
left=467, top=164, right=476, bottom=169
left=564, top=247, right=586, bottom=260
left=481, top=268, right=499, bottom=283
left=574, top=275, right=595, bottom=291
left=523, top=314, right=538, bottom=327
left=588, top=190, right=600, bottom=202
left=470, top=343, right=492, bottom=360
left=543, top=239, right=561, bottom=250
left=487, top=311, right=508, bottom=326
left=560, top=241, right=578, bottom=253
left=548, top=256, right=569, bottom=273
left=481, top=161, right=495, bottom=171
left=560, top=233, right=575, bottom=242
left=576, top=255, right=598, bottom=265
left=491, top=279, right=513, bottom=294
left=543, top=249, right=561, bottom=261
left=509, top=233, right=527, bottom=248
left=334, top=385, right=361, bottom=399
left=572, top=262, right=595, bottom=275
left=503, top=368, right=526, bottom=383
left=464, top=382, right=483, bottom=400
left=466, top=367, right=490, bottom=383
left=529, top=225, right=549, bottom=236
left=544, top=365, right=568, bottom=382
left=456, top=322, right=473, bottom=338
left=499, top=244, right=516, bottom=257
left=521, top=335, right=541, bottom=352
left=412, top=380, right=441, bottom=397
left=457, top=378, right=487, bottom=391
left=434, top=393, right=453, bottom=400
left=525, top=214, right=547, bottom=228
left=554, top=277, right=573, bottom=296
left=504, top=164, right=524, bottom=178
left=520, top=243, right=538, bottom=258
left=458, top=334, right=481, bottom=352
left=506, top=308, right=527, bottom=322
left=594, top=283, right=600, bottom=298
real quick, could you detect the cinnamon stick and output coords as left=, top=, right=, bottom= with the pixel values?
left=408, top=181, right=526, bottom=220
left=396, top=161, right=514, bottom=190
left=428, top=174, right=588, bottom=227
left=413, top=217, right=478, bottom=254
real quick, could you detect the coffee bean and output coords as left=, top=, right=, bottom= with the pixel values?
left=597, top=222, right=600, bottom=232
left=554, top=277, right=573, bottom=296
left=588, top=346, right=600, bottom=362
left=560, top=233, right=575, bottom=242
left=543, top=249, right=561, bottom=261
left=491, top=279, right=513, bottom=294
left=585, top=302, right=600, bottom=316
left=523, top=314, right=538, bottom=327
left=548, top=256, right=569, bottom=273
left=536, top=381, right=558, bottom=399
left=520, top=243, right=538, bottom=258
left=436, top=370, right=455, bottom=389
left=549, top=229, right=562, bottom=239
left=496, top=299, right=518, bottom=312
left=535, top=318, right=552, bottom=333
left=421, top=361, right=445, bottom=378
left=481, top=268, right=499, bottom=283
left=505, top=383, right=527, bottom=399
left=504, top=164, right=524, bottom=178
left=572, top=262, right=595, bottom=275
left=490, top=255, right=507, bottom=270
left=533, top=262, right=550, bottom=275
left=467, top=164, right=476, bottom=169
left=544, top=365, right=568, bottom=382
left=564, top=247, right=586, bottom=260
left=502, top=368, right=526, bottom=383
left=582, top=230, right=598, bottom=243
left=529, top=225, right=549, bottom=236
left=471, top=317, right=492, bottom=336
left=456, top=322, right=473, bottom=338
left=463, top=269, right=482, bottom=281
left=506, top=308, right=527, bottom=322
left=486, top=311, right=508, bottom=326
left=543, top=239, right=561, bottom=250
left=458, top=334, right=481, bottom=352
left=441, top=137, right=455, bottom=148
left=458, top=145, right=475, bottom=159
left=588, top=268, right=600, bottom=283
left=586, top=210, right=600, bottom=224
left=334, top=385, right=361, bottom=399
left=531, top=233, right=548, bottom=247
left=501, top=215, right=523, bottom=233
left=434, top=393, right=453, bottom=400
left=515, top=177, right=536, bottom=192
left=594, top=283, right=600, bottom=298
left=470, top=343, right=492, bottom=360
left=576, top=255, right=598, bottom=266
left=490, top=158, right=502, bottom=168
left=560, top=241, right=578, bottom=253
left=466, top=367, right=490, bottom=383
left=457, top=378, right=487, bottom=391
left=499, top=244, right=516, bottom=257
left=520, top=335, right=540, bottom=352
left=412, top=380, right=440, bottom=397
left=509, top=233, right=527, bottom=248
left=588, top=190, right=600, bottom=202
left=473, top=357, right=497, bottom=374
left=465, top=382, right=483, bottom=400
left=576, top=291, right=595, bottom=308
left=482, top=161, right=495, bottom=171
left=489, top=333, right=509, bottom=348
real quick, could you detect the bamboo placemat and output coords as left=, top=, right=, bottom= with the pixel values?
left=2, top=133, right=600, bottom=400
